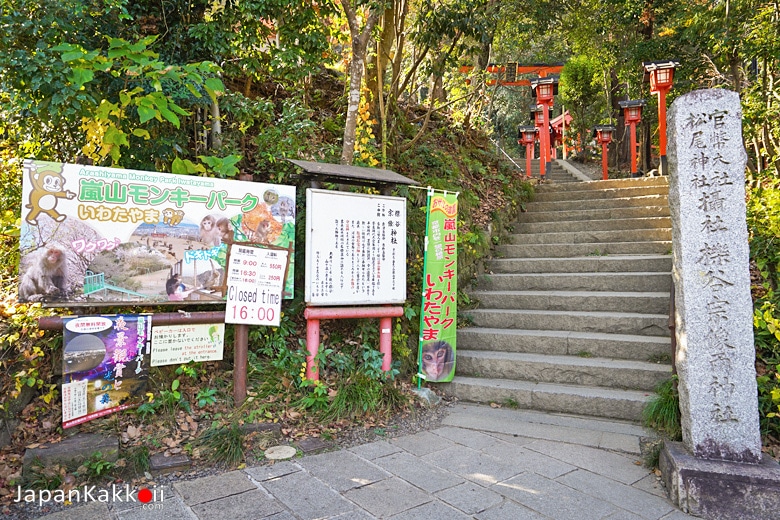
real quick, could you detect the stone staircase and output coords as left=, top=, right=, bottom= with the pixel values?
left=447, top=174, right=673, bottom=422
left=524, top=159, right=581, bottom=183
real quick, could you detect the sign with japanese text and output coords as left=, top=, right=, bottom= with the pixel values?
left=225, top=245, right=288, bottom=326
left=305, top=189, right=406, bottom=305
left=62, top=314, right=151, bottom=428
left=151, top=323, right=225, bottom=366
left=19, top=160, right=296, bottom=306
left=418, top=192, right=458, bottom=383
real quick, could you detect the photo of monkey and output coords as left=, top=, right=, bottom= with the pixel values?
left=18, top=245, right=70, bottom=302
left=420, top=340, right=455, bottom=382
left=199, top=214, right=224, bottom=247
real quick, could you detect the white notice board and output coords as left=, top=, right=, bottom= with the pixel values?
left=305, top=189, right=406, bottom=305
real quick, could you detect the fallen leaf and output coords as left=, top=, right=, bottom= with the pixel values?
left=489, top=403, right=501, bottom=408
left=126, top=425, right=140, bottom=439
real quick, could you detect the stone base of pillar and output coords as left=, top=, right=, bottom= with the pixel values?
left=660, top=441, right=780, bottom=520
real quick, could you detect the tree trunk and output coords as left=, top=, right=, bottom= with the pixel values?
left=339, top=0, right=382, bottom=165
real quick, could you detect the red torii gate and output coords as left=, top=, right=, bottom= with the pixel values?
left=459, top=63, right=564, bottom=86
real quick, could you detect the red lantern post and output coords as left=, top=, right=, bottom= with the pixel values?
left=593, top=126, right=615, bottom=180
left=517, top=126, right=538, bottom=180
left=643, top=61, right=679, bottom=175
left=618, top=100, right=646, bottom=178
left=530, top=76, right=558, bottom=182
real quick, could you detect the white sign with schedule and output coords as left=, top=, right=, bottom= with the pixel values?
left=226, top=245, right=288, bottom=326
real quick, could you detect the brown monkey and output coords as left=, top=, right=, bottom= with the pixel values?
left=24, top=164, right=76, bottom=226
left=19, top=246, right=69, bottom=301
left=199, top=215, right=222, bottom=246
left=162, top=208, right=185, bottom=226
left=421, top=340, right=454, bottom=382
left=217, top=217, right=233, bottom=243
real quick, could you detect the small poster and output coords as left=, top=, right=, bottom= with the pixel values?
left=62, top=314, right=151, bottom=428
left=151, top=323, right=225, bottom=366
left=225, top=245, right=288, bottom=326
left=418, top=191, right=458, bottom=383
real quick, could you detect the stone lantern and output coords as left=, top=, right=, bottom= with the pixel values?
left=618, top=99, right=647, bottom=178
left=530, top=76, right=558, bottom=182
left=643, top=60, right=680, bottom=175
left=517, top=126, right=538, bottom=180
left=593, top=125, right=616, bottom=181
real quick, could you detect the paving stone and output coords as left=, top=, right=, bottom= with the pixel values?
left=526, top=439, right=650, bottom=484
left=149, top=453, right=191, bottom=476
left=261, top=465, right=355, bottom=519
left=389, top=431, right=456, bottom=456
left=245, top=461, right=302, bottom=482
left=38, top=501, right=112, bottom=520
left=330, top=510, right=377, bottom=520
left=631, top=473, right=668, bottom=498
left=556, top=469, right=674, bottom=519
left=23, top=433, right=119, bottom=474
left=659, top=510, right=698, bottom=519
left=386, top=499, right=472, bottom=520
left=190, top=489, right=284, bottom=520
left=599, top=432, right=642, bottom=455
left=373, top=451, right=463, bottom=493
left=262, top=513, right=298, bottom=520
left=174, top=470, right=255, bottom=505
left=435, top=481, right=504, bottom=515
left=298, top=450, right=390, bottom=492
left=602, top=510, right=646, bottom=520
left=422, top=445, right=522, bottom=486
left=116, top=496, right=196, bottom=520
left=429, top=426, right=508, bottom=451
left=481, top=441, right=576, bottom=479
left=295, top=437, right=333, bottom=454
left=348, top=440, right=402, bottom=460
left=342, top=477, right=431, bottom=518
left=492, top=472, right=619, bottom=520
left=474, top=499, right=550, bottom=520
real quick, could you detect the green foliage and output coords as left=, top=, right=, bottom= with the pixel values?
left=196, top=388, right=219, bottom=408
left=643, top=377, right=682, bottom=441
left=559, top=55, right=606, bottom=151
left=198, top=422, right=245, bottom=468
left=124, top=445, right=151, bottom=476
left=80, top=452, right=116, bottom=481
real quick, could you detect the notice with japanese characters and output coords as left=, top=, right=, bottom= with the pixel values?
left=19, top=160, right=296, bottom=306
left=418, top=192, right=458, bottom=383
left=305, top=189, right=406, bottom=305
left=151, top=323, right=225, bottom=366
left=62, top=314, right=151, bottom=428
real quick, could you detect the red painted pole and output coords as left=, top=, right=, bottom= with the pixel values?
left=629, top=122, right=638, bottom=176
left=379, top=316, right=392, bottom=372
left=305, top=317, right=320, bottom=380
left=540, top=107, right=549, bottom=180
left=658, top=88, right=669, bottom=175
left=602, top=142, right=609, bottom=180
left=525, top=144, right=533, bottom=179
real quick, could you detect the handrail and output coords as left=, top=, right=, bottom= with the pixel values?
left=491, top=139, right=525, bottom=174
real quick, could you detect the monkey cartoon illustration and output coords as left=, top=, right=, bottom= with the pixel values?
left=162, top=208, right=185, bottom=226
left=420, top=340, right=455, bottom=382
left=199, top=215, right=223, bottom=247
left=18, top=246, right=69, bottom=301
left=24, top=164, right=76, bottom=226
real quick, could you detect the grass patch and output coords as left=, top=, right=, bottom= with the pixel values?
left=642, top=377, right=682, bottom=441
left=198, top=422, right=245, bottom=468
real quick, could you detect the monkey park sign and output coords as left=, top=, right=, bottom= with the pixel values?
left=418, top=191, right=458, bottom=383
left=18, top=160, right=296, bottom=306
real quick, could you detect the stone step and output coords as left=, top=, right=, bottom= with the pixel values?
left=478, top=271, right=671, bottom=292
left=532, top=185, right=669, bottom=203
left=443, top=376, right=651, bottom=421
left=469, top=289, right=669, bottom=314
left=535, top=176, right=669, bottom=192
left=519, top=206, right=670, bottom=223
left=526, top=194, right=668, bottom=213
left=457, top=328, right=671, bottom=361
left=485, top=255, right=671, bottom=274
left=497, top=241, right=672, bottom=258
left=514, top=216, right=671, bottom=234
left=455, top=350, right=671, bottom=392
left=463, top=308, right=670, bottom=337
left=508, top=228, right=671, bottom=245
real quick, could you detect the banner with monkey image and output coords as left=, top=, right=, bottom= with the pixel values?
left=418, top=190, right=458, bottom=383
left=18, top=160, right=296, bottom=306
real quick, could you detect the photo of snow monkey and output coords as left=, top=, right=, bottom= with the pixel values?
left=199, top=214, right=223, bottom=247
left=421, top=340, right=454, bottom=382
left=18, top=246, right=69, bottom=302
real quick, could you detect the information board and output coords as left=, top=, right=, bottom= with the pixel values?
left=225, top=245, right=287, bottom=326
left=151, top=323, right=225, bottom=366
left=305, top=189, right=406, bottom=305
left=19, top=160, right=296, bottom=305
